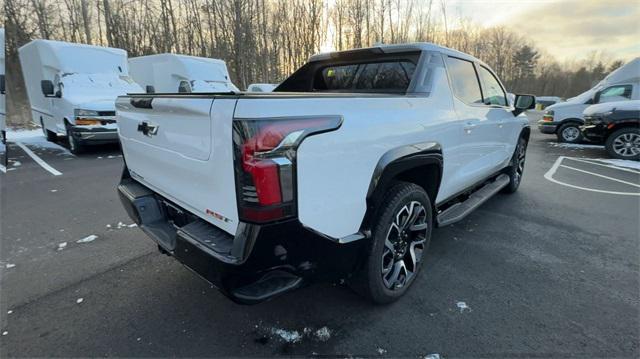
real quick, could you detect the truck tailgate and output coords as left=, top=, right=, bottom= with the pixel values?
left=116, top=96, right=239, bottom=235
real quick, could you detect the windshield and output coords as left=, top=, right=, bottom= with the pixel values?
left=60, top=73, right=142, bottom=96
left=566, top=86, right=600, bottom=104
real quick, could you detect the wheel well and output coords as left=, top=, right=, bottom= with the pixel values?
left=608, top=122, right=640, bottom=135
left=521, top=127, right=531, bottom=142
left=393, top=164, right=440, bottom=202
left=365, top=161, right=442, bottom=231
left=558, top=119, right=582, bottom=129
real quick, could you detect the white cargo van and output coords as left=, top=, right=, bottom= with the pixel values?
left=538, top=57, right=640, bottom=143
left=128, top=54, right=239, bottom=94
left=18, top=40, right=143, bottom=153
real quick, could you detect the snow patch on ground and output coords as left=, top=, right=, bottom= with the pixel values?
left=57, top=242, right=67, bottom=251
left=548, top=142, right=604, bottom=150
left=589, top=158, right=640, bottom=170
left=271, top=328, right=302, bottom=343
left=2, top=331, right=7, bottom=336
left=76, top=298, right=84, bottom=304
left=5, top=263, right=16, bottom=269
left=424, top=354, right=442, bottom=359
left=77, top=235, right=98, bottom=243
left=456, top=301, right=471, bottom=312
left=314, top=326, right=331, bottom=342
left=11, top=160, right=21, bottom=167
left=109, top=221, right=138, bottom=229
left=6, top=128, right=72, bottom=154
left=377, top=347, right=387, bottom=355
left=50, top=189, right=58, bottom=193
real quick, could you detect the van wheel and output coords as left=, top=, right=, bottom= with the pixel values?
left=353, top=182, right=432, bottom=304
left=40, top=118, right=57, bottom=142
left=503, top=137, right=528, bottom=193
left=605, top=128, right=640, bottom=160
left=557, top=123, right=582, bottom=143
left=65, top=123, right=83, bottom=154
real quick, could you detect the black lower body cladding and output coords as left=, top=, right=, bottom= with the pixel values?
left=117, top=170, right=364, bottom=304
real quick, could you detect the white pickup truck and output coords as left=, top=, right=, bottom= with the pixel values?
left=116, top=43, right=534, bottom=304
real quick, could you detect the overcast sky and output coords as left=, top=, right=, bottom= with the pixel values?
left=447, top=0, right=640, bottom=62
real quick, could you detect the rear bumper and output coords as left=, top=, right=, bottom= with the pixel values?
left=117, top=174, right=364, bottom=304
left=580, top=124, right=607, bottom=143
left=70, top=126, right=119, bottom=144
left=537, top=120, right=558, bottom=134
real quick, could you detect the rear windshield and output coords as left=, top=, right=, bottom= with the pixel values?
left=314, top=61, right=416, bottom=92
left=275, top=51, right=421, bottom=94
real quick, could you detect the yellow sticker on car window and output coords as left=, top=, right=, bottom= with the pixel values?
left=327, top=69, right=335, bottom=77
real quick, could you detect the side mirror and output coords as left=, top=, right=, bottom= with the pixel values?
left=41, top=80, right=55, bottom=97
left=0, top=75, right=5, bottom=94
left=513, top=94, right=535, bottom=116
left=146, top=85, right=155, bottom=94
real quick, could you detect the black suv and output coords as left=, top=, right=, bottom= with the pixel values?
left=581, top=103, right=640, bottom=160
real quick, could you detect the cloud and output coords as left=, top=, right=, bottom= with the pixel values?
left=504, top=0, right=640, bottom=61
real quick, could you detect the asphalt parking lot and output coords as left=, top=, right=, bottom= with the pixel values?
left=1, top=121, right=639, bottom=358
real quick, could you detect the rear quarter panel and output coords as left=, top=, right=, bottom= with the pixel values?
left=235, top=80, right=455, bottom=239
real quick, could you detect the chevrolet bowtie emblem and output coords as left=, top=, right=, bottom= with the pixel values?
left=137, top=121, right=159, bottom=137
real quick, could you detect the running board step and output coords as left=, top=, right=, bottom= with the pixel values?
left=231, top=270, right=303, bottom=304
left=437, top=174, right=510, bottom=227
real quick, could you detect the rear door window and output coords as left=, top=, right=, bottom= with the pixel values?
left=446, top=56, right=483, bottom=105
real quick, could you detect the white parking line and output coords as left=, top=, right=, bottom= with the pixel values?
left=565, top=157, right=640, bottom=175
left=559, top=164, right=640, bottom=188
left=0, top=164, right=5, bottom=173
left=15, top=142, right=63, bottom=176
left=544, top=156, right=640, bottom=196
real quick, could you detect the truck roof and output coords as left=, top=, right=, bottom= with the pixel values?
left=18, top=39, right=128, bottom=74
left=308, top=42, right=482, bottom=65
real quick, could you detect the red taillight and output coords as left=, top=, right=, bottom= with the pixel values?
left=233, top=117, right=341, bottom=223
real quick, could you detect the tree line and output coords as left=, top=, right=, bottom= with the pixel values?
left=2, top=0, right=627, bottom=125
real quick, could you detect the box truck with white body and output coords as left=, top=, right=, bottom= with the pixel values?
left=128, top=54, right=239, bottom=94
left=538, top=57, right=640, bottom=143
left=246, top=83, right=277, bottom=92
left=18, top=40, right=143, bottom=153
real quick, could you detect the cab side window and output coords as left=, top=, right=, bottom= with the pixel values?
left=446, top=56, right=483, bottom=105
left=478, top=65, right=507, bottom=106
left=598, top=85, right=632, bottom=103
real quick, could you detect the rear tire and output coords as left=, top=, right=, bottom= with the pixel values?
left=556, top=122, right=582, bottom=143
left=41, top=118, right=57, bottom=142
left=605, top=128, right=640, bottom=160
left=352, top=182, right=433, bottom=304
left=503, top=137, right=528, bottom=194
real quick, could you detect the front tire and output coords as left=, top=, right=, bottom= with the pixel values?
left=557, top=122, right=583, bottom=143
left=65, top=123, right=83, bottom=154
left=605, top=128, right=640, bottom=160
left=354, top=182, right=433, bottom=304
left=503, top=136, right=528, bottom=193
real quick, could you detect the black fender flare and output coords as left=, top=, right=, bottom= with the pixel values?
left=365, top=141, right=443, bottom=223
